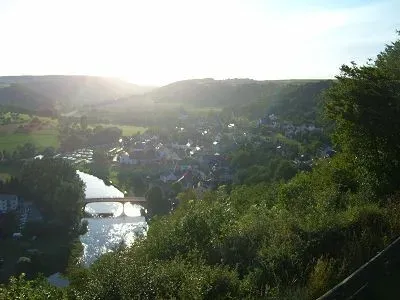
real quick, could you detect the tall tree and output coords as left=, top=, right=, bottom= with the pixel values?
left=325, top=33, right=400, bottom=195
left=80, top=115, right=88, bottom=131
left=146, top=186, right=169, bottom=217
left=20, top=158, right=85, bottom=233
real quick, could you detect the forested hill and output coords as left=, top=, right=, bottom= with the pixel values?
left=147, top=78, right=333, bottom=108
left=0, top=76, right=154, bottom=113
left=224, top=80, right=334, bottom=124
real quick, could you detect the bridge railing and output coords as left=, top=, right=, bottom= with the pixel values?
left=317, top=235, right=400, bottom=300
left=83, top=197, right=146, bottom=202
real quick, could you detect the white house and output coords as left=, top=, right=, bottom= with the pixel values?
left=0, top=194, right=19, bottom=214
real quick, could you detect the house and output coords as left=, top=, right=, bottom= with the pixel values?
left=23, top=201, right=44, bottom=223
left=211, top=166, right=233, bottom=184
left=119, top=152, right=137, bottom=165
left=160, top=172, right=178, bottom=183
left=259, top=114, right=279, bottom=127
left=0, top=194, right=19, bottom=214
left=176, top=170, right=196, bottom=189
left=132, top=148, right=159, bottom=165
left=269, top=114, right=278, bottom=122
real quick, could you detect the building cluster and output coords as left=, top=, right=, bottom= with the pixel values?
left=259, top=114, right=322, bottom=138
left=0, top=194, right=43, bottom=234
left=113, top=118, right=238, bottom=194
left=0, top=194, right=18, bottom=214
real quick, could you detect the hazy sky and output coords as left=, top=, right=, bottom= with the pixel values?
left=0, top=0, right=398, bottom=85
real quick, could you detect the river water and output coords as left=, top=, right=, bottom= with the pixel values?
left=77, top=171, right=147, bottom=265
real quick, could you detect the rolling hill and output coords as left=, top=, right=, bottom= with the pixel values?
left=146, top=78, right=332, bottom=108
left=0, top=76, right=333, bottom=125
left=0, top=75, right=154, bottom=114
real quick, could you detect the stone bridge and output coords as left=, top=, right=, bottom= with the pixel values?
left=83, top=197, right=146, bottom=217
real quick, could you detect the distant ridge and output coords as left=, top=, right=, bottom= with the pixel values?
left=145, top=78, right=333, bottom=107
left=0, top=75, right=155, bottom=113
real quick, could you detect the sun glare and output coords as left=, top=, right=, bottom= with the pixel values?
left=0, top=0, right=398, bottom=84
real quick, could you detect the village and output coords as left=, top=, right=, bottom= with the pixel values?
left=0, top=108, right=335, bottom=221
left=55, top=110, right=335, bottom=203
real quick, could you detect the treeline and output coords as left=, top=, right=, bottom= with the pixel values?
left=1, top=34, right=400, bottom=299
left=0, top=144, right=55, bottom=161
left=0, top=159, right=86, bottom=280
left=221, top=80, right=332, bottom=125
left=59, top=116, right=122, bottom=151
left=0, top=159, right=85, bottom=234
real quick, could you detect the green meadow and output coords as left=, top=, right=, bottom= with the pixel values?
left=93, top=124, right=147, bottom=136
left=0, top=128, right=59, bottom=152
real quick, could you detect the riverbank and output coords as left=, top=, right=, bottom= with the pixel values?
left=0, top=233, right=75, bottom=283
left=77, top=170, right=147, bottom=265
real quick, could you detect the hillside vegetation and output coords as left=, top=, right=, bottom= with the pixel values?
left=1, top=34, right=400, bottom=300
left=0, top=76, right=154, bottom=113
left=92, top=79, right=331, bottom=127
left=146, top=78, right=331, bottom=108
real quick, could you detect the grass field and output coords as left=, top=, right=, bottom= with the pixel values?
left=93, top=124, right=147, bottom=136
left=117, top=125, right=147, bottom=136
left=0, top=110, right=147, bottom=152
left=0, top=128, right=59, bottom=152
left=0, top=113, right=59, bottom=152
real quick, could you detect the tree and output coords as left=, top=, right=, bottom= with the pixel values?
left=0, top=211, right=18, bottom=238
left=60, top=134, right=86, bottom=152
left=325, top=33, right=400, bottom=195
left=171, top=182, right=183, bottom=195
left=0, top=274, right=66, bottom=299
left=89, top=150, right=110, bottom=180
left=273, top=160, right=297, bottom=181
left=17, top=142, right=36, bottom=159
left=2, top=150, right=11, bottom=160
left=80, top=115, right=88, bottom=130
left=42, top=146, right=56, bottom=158
left=89, top=126, right=122, bottom=146
left=20, top=158, right=85, bottom=233
left=146, top=186, right=169, bottom=217
left=131, top=174, right=147, bottom=196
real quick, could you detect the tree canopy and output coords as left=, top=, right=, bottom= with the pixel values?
left=325, top=33, right=400, bottom=195
left=20, top=158, right=85, bottom=233
left=2, top=33, right=400, bottom=300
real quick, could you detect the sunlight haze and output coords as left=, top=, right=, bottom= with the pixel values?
left=0, top=0, right=399, bottom=85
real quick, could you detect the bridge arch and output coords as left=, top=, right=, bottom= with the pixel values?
left=83, top=197, right=147, bottom=217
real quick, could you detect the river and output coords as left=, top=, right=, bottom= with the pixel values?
left=77, top=171, right=147, bottom=265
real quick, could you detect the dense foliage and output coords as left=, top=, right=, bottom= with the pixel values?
left=325, top=37, right=400, bottom=196
left=0, top=159, right=85, bottom=234
left=1, top=35, right=400, bottom=299
left=223, top=80, right=332, bottom=124
left=20, top=159, right=85, bottom=233
left=59, top=121, right=123, bottom=151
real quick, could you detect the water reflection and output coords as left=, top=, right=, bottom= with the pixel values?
left=81, top=209, right=147, bottom=265
left=77, top=171, right=147, bottom=265
left=85, top=202, right=144, bottom=217
left=77, top=171, right=124, bottom=198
